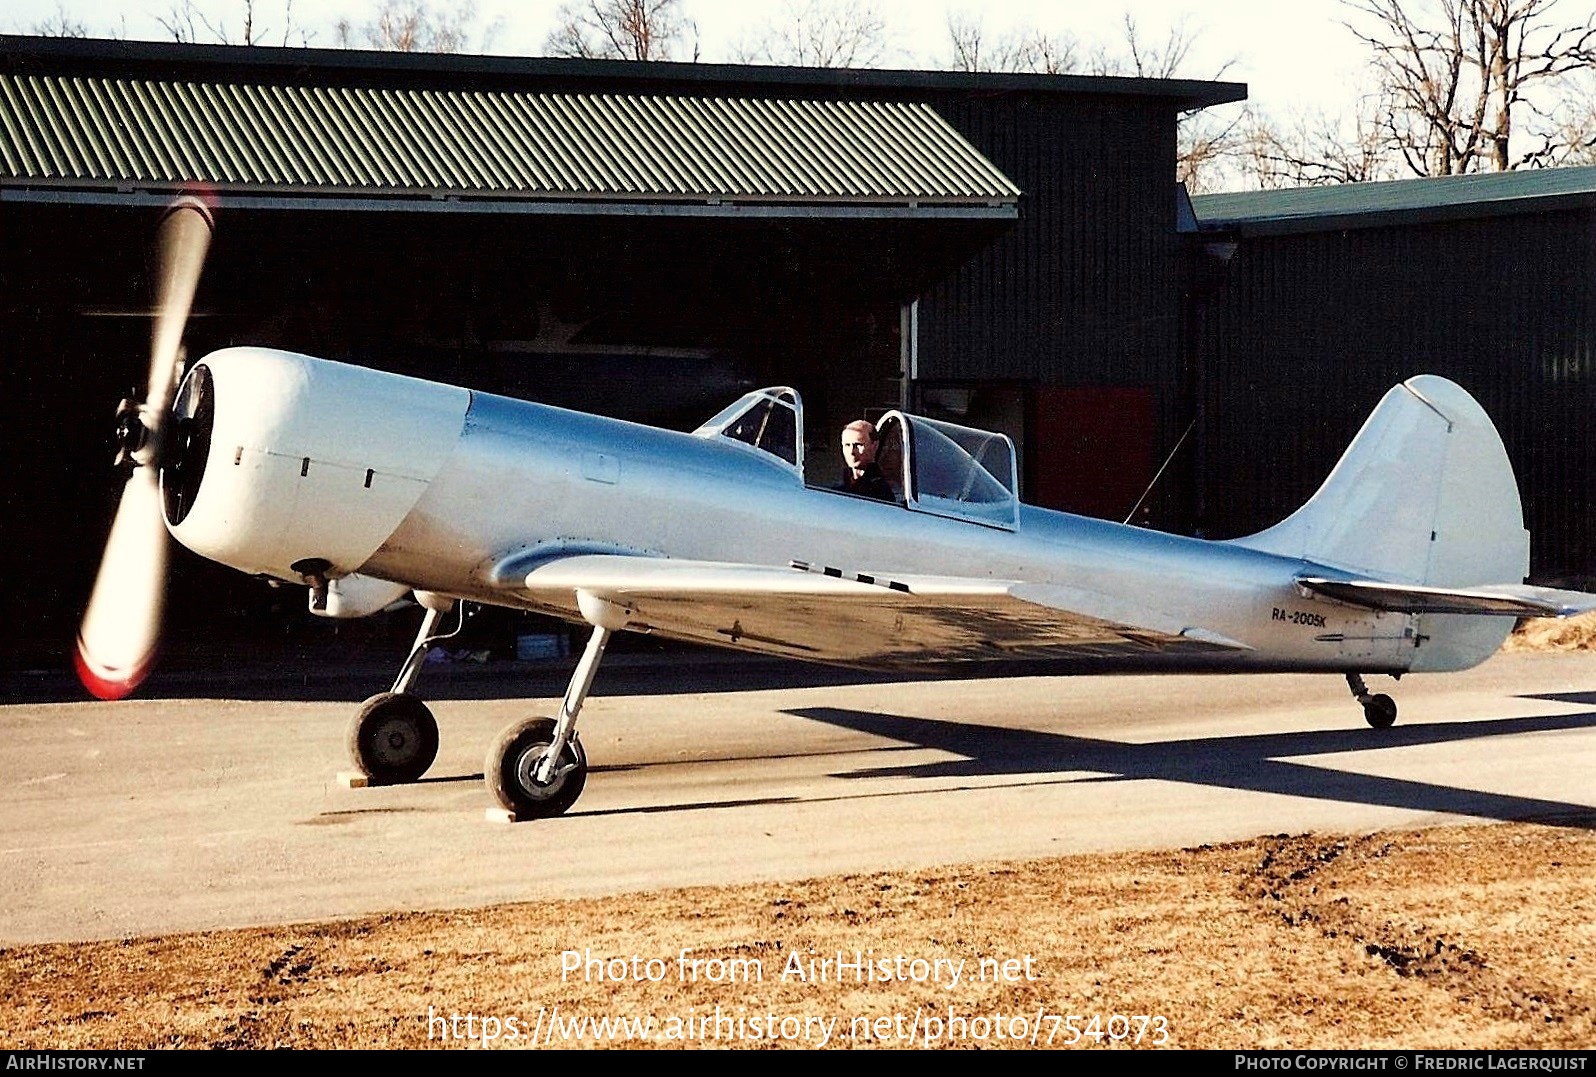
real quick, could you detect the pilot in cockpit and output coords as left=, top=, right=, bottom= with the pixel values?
left=836, top=419, right=897, bottom=503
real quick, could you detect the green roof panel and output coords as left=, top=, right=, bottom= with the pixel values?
left=1193, top=166, right=1596, bottom=235
left=0, top=72, right=1020, bottom=213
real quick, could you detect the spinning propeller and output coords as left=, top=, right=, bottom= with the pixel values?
left=75, top=197, right=214, bottom=699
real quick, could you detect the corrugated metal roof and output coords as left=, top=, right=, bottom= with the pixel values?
left=1193, top=166, right=1596, bottom=235
left=0, top=72, right=1020, bottom=210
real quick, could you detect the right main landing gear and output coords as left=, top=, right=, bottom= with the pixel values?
left=1346, top=672, right=1398, bottom=729
left=484, top=590, right=629, bottom=820
left=485, top=717, right=589, bottom=819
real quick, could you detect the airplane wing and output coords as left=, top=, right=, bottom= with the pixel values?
left=511, top=554, right=1249, bottom=672
left=1296, top=576, right=1596, bottom=618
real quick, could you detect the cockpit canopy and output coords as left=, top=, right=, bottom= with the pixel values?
left=695, top=386, right=1019, bottom=530
left=692, top=386, right=803, bottom=471
left=876, top=411, right=1019, bottom=530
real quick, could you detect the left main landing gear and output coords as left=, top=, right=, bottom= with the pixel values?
left=347, top=594, right=460, bottom=784
left=484, top=590, right=629, bottom=820
left=349, top=691, right=439, bottom=785
left=1346, top=672, right=1398, bottom=729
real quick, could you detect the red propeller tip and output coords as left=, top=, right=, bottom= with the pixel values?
left=74, top=638, right=155, bottom=701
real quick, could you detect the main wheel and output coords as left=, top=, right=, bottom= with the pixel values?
left=1362, top=693, right=1398, bottom=729
left=485, top=717, right=587, bottom=819
left=347, top=692, right=439, bottom=784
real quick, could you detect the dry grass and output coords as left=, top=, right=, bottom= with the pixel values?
left=3, top=822, right=1591, bottom=1050
left=1505, top=612, right=1596, bottom=653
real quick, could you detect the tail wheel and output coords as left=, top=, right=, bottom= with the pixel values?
left=348, top=691, right=439, bottom=784
left=1362, top=693, right=1398, bottom=729
left=485, top=716, right=587, bottom=819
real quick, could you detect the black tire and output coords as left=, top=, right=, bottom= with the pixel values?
left=485, top=717, right=587, bottom=819
left=1363, top=693, right=1398, bottom=729
left=347, top=692, right=439, bottom=784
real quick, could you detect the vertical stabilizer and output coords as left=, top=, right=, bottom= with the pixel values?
left=1230, top=376, right=1529, bottom=671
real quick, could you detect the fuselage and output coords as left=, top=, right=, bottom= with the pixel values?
left=165, top=348, right=1489, bottom=677
left=366, top=389, right=1417, bottom=674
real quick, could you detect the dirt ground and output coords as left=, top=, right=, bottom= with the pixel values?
left=2, top=820, right=1591, bottom=1050
left=5, top=621, right=1591, bottom=1051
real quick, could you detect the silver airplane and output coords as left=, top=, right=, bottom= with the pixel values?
left=77, top=199, right=1596, bottom=820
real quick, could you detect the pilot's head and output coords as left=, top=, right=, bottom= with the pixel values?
left=841, top=419, right=877, bottom=477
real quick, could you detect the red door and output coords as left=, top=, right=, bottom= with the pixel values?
left=1030, top=386, right=1156, bottom=523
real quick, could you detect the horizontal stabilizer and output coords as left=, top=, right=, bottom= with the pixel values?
left=1297, top=577, right=1596, bottom=618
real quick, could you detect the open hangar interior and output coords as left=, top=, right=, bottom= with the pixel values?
left=0, top=35, right=1245, bottom=671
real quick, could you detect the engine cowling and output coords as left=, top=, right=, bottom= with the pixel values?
left=161, top=347, right=470, bottom=584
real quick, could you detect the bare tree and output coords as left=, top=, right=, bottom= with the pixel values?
left=944, top=11, right=1077, bottom=74
left=156, top=0, right=228, bottom=43
left=1086, top=15, right=1208, bottom=80
left=335, top=0, right=500, bottom=53
left=1547, top=68, right=1596, bottom=162
left=157, top=0, right=309, bottom=46
left=946, top=11, right=1209, bottom=79
left=31, top=4, right=92, bottom=37
left=1178, top=109, right=1251, bottom=194
left=735, top=0, right=893, bottom=68
left=1244, top=101, right=1403, bottom=187
left=1343, top=0, right=1596, bottom=174
left=544, top=0, right=697, bottom=61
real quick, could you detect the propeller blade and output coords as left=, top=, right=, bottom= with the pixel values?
left=145, top=196, right=214, bottom=428
left=76, top=467, right=168, bottom=700
left=76, top=194, right=214, bottom=700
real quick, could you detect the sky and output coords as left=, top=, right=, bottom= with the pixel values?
left=2, top=0, right=1374, bottom=120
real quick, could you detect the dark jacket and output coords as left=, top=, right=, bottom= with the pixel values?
left=838, top=461, right=897, bottom=503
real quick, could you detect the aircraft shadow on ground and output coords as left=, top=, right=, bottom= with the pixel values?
left=1525, top=691, right=1596, bottom=707
left=769, top=705, right=1596, bottom=831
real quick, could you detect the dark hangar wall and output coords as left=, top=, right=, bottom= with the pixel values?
left=914, top=90, right=1189, bottom=525
left=1192, top=207, right=1596, bottom=584
left=919, top=92, right=1181, bottom=386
